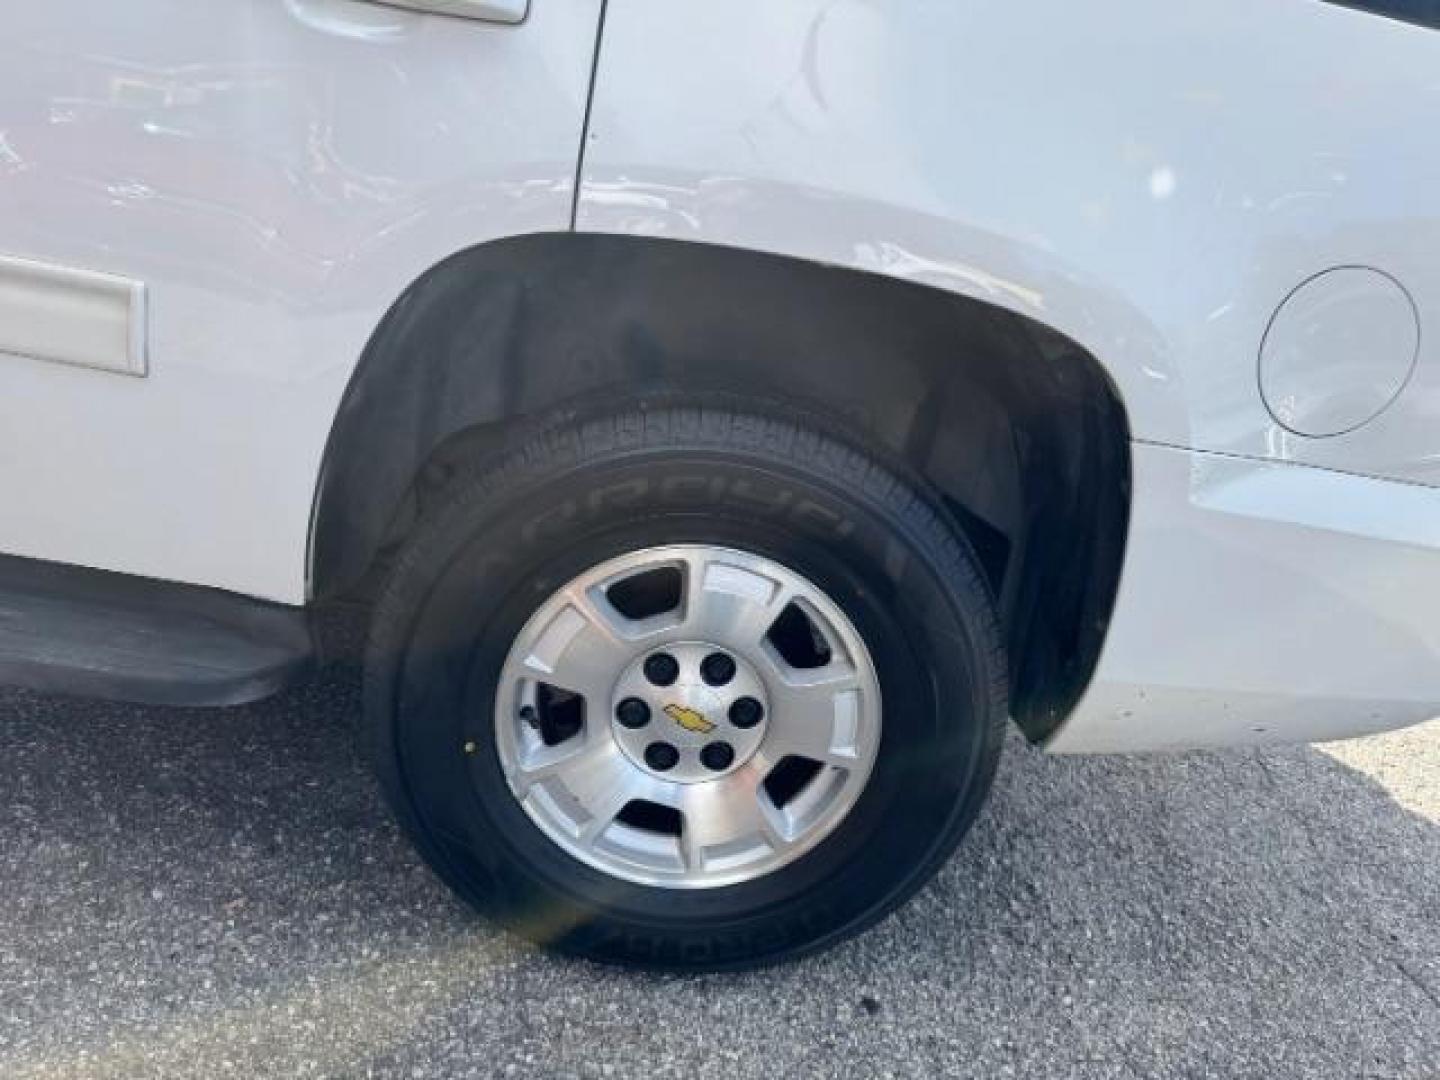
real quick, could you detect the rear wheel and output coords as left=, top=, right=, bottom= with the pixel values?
left=363, top=404, right=1005, bottom=969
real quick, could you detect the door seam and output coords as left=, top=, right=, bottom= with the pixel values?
left=569, top=0, right=611, bottom=230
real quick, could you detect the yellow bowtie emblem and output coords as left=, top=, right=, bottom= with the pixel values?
left=663, top=703, right=716, bottom=735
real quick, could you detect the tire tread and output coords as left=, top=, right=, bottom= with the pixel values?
left=364, top=400, right=1006, bottom=969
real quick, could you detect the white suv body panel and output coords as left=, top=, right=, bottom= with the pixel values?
left=0, top=0, right=601, bottom=602
left=1052, top=444, right=1440, bottom=751
left=2, top=0, right=1438, bottom=749
left=576, top=0, right=1440, bottom=750
left=578, top=0, right=1440, bottom=485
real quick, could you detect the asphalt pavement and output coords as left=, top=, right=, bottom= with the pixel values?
left=1, top=647, right=1437, bottom=1079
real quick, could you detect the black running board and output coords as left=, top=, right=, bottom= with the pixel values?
left=0, top=556, right=314, bottom=707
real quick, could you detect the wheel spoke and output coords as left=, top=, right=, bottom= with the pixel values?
left=509, top=726, right=613, bottom=791
left=675, top=766, right=788, bottom=871
left=762, top=662, right=867, bottom=768
left=519, top=586, right=634, bottom=705
left=677, top=550, right=793, bottom=650
left=576, top=783, right=638, bottom=848
left=512, top=733, right=640, bottom=843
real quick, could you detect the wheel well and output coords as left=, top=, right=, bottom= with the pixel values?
left=311, top=233, right=1130, bottom=741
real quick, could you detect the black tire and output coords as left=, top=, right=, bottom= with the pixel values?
left=363, top=403, right=1006, bottom=970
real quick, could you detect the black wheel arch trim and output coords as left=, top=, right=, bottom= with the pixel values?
left=311, top=232, right=1131, bottom=742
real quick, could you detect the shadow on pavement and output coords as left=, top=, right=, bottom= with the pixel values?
left=0, top=647, right=1437, bottom=1079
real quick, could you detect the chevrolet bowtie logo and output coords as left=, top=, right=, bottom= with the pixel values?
left=663, top=703, right=716, bottom=735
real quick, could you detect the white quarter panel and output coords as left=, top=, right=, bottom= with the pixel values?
left=1051, top=444, right=1440, bottom=752
left=0, top=0, right=601, bottom=602
left=578, top=0, right=1440, bottom=483
left=580, top=0, right=1440, bottom=749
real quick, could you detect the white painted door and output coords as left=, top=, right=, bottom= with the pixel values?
left=0, top=0, right=601, bottom=602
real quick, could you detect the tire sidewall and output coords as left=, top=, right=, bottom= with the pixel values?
left=369, top=437, right=1001, bottom=968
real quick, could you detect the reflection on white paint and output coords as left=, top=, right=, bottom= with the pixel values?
left=1148, top=166, right=1177, bottom=201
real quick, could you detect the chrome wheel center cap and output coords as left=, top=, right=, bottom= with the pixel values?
left=611, top=642, right=769, bottom=783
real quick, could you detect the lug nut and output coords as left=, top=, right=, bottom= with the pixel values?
left=616, top=697, right=651, bottom=729
left=644, top=742, right=680, bottom=772
left=643, top=652, right=680, bottom=687
left=700, top=741, right=736, bottom=772
left=729, top=697, right=765, bottom=730
left=700, top=652, right=737, bottom=687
